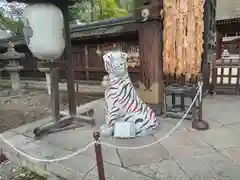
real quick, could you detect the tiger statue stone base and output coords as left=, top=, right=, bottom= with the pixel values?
left=100, top=51, right=159, bottom=137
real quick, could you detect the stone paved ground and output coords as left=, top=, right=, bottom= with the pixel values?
left=1, top=95, right=240, bottom=180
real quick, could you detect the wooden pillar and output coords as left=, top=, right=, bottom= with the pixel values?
left=135, top=0, right=164, bottom=111
left=212, top=31, right=222, bottom=96
left=61, top=3, right=76, bottom=116
left=216, top=31, right=223, bottom=59
left=202, top=0, right=216, bottom=94
left=138, top=21, right=163, bottom=105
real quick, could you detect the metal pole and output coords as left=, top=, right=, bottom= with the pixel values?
left=93, top=132, right=105, bottom=180
left=61, top=3, right=77, bottom=116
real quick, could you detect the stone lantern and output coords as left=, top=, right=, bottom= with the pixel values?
left=0, top=42, right=24, bottom=91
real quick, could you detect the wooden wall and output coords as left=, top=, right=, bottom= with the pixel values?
left=59, top=40, right=140, bottom=82
left=223, top=39, right=240, bottom=54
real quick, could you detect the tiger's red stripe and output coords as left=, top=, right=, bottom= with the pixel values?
left=145, top=104, right=149, bottom=115
left=127, top=103, right=134, bottom=111
left=149, top=110, right=153, bottom=120
left=132, top=102, right=140, bottom=112
left=118, top=95, right=127, bottom=104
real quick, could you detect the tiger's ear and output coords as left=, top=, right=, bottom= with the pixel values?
left=121, top=52, right=128, bottom=61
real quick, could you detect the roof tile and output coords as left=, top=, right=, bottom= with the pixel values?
left=216, top=0, right=240, bottom=20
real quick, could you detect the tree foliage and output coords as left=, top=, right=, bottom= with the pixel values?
left=0, top=2, right=24, bottom=36
left=94, top=0, right=128, bottom=20
left=69, top=0, right=129, bottom=23
left=0, top=11, right=24, bottom=36
left=116, top=0, right=135, bottom=12
left=68, top=0, right=93, bottom=23
left=0, top=0, right=131, bottom=36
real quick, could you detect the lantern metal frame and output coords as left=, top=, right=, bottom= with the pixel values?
left=6, top=0, right=95, bottom=137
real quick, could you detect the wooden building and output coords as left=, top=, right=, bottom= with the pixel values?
left=216, top=0, right=240, bottom=58
left=202, top=0, right=216, bottom=92
left=0, top=0, right=217, bottom=105
left=212, top=0, right=240, bottom=95
left=222, top=36, right=240, bottom=54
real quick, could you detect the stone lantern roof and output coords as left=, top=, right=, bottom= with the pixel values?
left=0, top=41, right=25, bottom=60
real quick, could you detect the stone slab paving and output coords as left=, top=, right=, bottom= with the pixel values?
left=220, top=147, right=240, bottom=166
left=128, top=159, right=191, bottom=180
left=197, top=127, right=240, bottom=149
left=226, top=123, right=240, bottom=134
left=84, top=162, right=156, bottom=180
left=203, top=95, right=240, bottom=125
left=114, top=135, right=170, bottom=167
left=157, top=130, right=215, bottom=159
left=175, top=151, right=238, bottom=179
left=1, top=95, right=240, bottom=179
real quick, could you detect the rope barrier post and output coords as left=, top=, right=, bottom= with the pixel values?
left=196, top=81, right=203, bottom=121
left=93, top=132, right=106, bottom=180
left=198, top=81, right=203, bottom=121
left=192, top=81, right=209, bottom=130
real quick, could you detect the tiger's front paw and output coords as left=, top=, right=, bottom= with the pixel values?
left=100, top=124, right=114, bottom=137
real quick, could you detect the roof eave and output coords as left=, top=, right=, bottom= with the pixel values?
left=216, top=18, right=240, bottom=25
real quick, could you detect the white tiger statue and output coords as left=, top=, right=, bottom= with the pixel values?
left=100, top=51, right=159, bottom=137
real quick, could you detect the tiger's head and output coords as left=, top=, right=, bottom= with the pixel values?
left=103, top=51, right=128, bottom=76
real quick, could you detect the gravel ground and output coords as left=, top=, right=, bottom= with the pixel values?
left=0, top=161, right=46, bottom=180
left=0, top=88, right=103, bottom=133
left=0, top=87, right=103, bottom=179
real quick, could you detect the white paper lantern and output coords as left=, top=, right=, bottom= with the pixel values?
left=22, top=3, right=65, bottom=61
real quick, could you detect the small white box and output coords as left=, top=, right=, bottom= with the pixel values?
left=114, top=121, right=136, bottom=138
